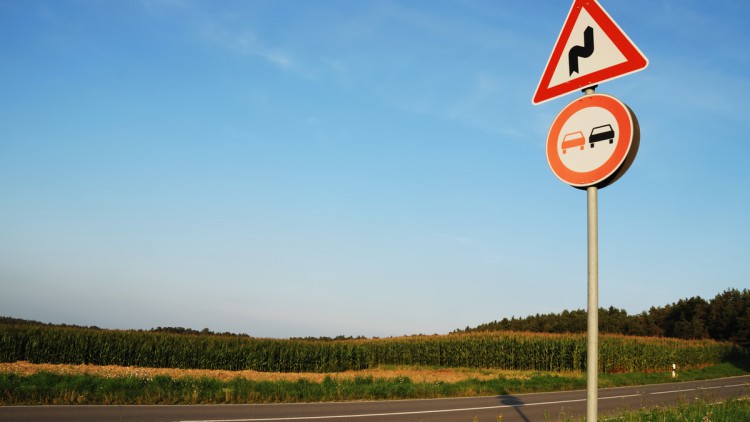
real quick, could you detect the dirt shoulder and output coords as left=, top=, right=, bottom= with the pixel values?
left=0, top=361, right=551, bottom=383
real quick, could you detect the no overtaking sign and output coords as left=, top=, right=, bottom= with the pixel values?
left=546, top=93, right=639, bottom=189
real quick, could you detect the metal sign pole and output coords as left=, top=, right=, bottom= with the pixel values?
left=587, top=185, right=598, bottom=421
left=536, top=2, right=646, bottom=418
left=583, top=86, right=598, bottom=421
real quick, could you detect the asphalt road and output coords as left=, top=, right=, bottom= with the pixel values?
left=1, top=375, right=748, bottom=422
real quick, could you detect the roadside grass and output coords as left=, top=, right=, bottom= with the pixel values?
left=605, top=397, right=750, bottom=421
left=1, top=360, right=748, bottom=405
left=599, top=360, right=750, bottom=387
left=557, top=397, right=750, bottom=421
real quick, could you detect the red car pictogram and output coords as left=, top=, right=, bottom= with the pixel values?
left=561, top=131, right=585, bottom=154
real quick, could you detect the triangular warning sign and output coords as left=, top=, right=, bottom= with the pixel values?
left=532, top=0, right=648, bottom=105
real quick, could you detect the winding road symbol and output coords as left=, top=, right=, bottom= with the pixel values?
left=568, top=26, right=594, bottom=76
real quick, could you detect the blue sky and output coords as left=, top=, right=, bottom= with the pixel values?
left=1, top=0, right=748, bottom=338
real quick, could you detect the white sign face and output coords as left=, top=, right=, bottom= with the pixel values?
left=546, top=93, right=639, bottom=189
left=557, top=105, right=620, bottom=173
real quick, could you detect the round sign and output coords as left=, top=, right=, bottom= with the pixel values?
left=546, top=93, right=640, bottom=189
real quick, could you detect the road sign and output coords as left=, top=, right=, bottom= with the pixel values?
left=532, top=0, right=648, bottom=105
left=546, top=93, right=639, bottom=188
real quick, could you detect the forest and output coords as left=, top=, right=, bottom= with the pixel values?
left=456, top=288, right=750, bottom=347
left=3, top=288, right=748, bottom=348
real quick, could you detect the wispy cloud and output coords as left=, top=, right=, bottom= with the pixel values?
left=387, top=70, right=530, bottom=139
left=139, top=0, right=294, bottom=70
left=140, top=0, right=193, bottom=13
left=445, top=72, right=528, bottom=138
left=200, top=22, right=295, bottom=70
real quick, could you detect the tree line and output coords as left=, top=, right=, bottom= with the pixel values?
left=456, top=288, right=750, bottom=347
left=4, top=288, right=748, bottom=347
left=0, top=318, right=252, bottom=338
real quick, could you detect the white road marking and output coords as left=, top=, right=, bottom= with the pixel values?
left=650, top=388, right=695, bottom=395
left=179, top=393, right=644, bottom=422
left=711, top=383, right=747, bottom=388
left=179, top=381, right=749, bottom=422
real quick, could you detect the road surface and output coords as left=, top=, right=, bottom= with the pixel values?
left=1, top=375, right=748, bottom=421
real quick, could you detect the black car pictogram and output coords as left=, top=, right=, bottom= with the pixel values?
left=589, top=124, right=615, bottom=147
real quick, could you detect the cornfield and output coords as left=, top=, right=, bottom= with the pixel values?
left=0, top=324, right=742, bottom=373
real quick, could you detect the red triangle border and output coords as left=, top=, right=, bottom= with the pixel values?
left=532, top=0, right=648, bottom=105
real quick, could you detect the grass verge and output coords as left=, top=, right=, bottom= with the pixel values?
left=559, top=397, right=750, bottom=421
left=1, top=360, right=748, bottom=405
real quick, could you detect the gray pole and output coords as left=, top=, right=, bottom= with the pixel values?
left=583, top=86, right=598, bottom=421
left=587, top=185, right=598, bottom=420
